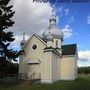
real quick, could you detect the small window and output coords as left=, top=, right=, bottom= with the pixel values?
left=32, top=44, right=37, bottom=50
left=56, top=40, right=58, bottom=48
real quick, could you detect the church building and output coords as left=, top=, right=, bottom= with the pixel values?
left=19, top=14, right=78, bottom=84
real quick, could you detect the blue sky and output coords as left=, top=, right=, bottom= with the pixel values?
left=10, top=0, right=90, bottom=66
left=56, top=3, right=90, bottom=50
left=51, top=2, right=90, bottom=66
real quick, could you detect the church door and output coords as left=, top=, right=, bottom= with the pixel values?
left=27, top=63, right=41, bottom=80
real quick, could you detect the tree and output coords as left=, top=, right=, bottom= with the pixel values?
left=0, top=0, right=18, bottom=61
left=78, top=67, right=90, bottom=75
left=0, top=58, right=18, bottom=77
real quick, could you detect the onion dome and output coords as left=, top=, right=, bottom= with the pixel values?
left=20, top=32, right=26, bottom=46
left=20, top=40, right=26, bottom=46
left=42, top=15, right=63, bottom=41
left=46, top=31, right=53, bottom=41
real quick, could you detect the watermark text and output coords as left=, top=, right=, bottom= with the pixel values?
left=33, top=0, right=89, bottom=3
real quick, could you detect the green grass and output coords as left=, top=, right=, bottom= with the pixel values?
left=0, top=76, right=90, bottom=90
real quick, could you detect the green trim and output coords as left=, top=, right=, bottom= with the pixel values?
left=61, top=44, right=77, bottom=55
left=44, top=46, right=61, bottom=56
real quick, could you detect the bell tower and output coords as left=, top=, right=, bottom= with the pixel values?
left=42, top=8, right=63, bottom=49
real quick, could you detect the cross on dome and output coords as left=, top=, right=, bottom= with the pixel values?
left=52, top=8, right=54, bottom=16
left=20, top=32, right=26, bottom=46
left=42, top=7, right=63, bottom=41
left=49, top=8, right=56, bottom=25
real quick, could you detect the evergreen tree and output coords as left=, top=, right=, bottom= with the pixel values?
left=0, top=0, right=18, bottom=61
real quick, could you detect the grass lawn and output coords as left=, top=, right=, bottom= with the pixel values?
left=0, top=76, right=90, bottom=90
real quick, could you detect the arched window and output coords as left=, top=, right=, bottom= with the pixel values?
left=56, top=40, right=58, bottom=48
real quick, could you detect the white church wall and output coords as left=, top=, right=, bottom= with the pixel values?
left=52, top=53, right=61, bottom=82
left=19, top=55, right=25, bottom=79
left=19, top=34, right=78, bottom=82
left=26, top=64, right=40, bottom=79
left=19, top=35, right=46, bottom=79
left=74, top=55, right=78, bottom=79
left=24, top=35, right=46, bottom=62
left=41, top=51, right=53, bottom=84
left=53, top=38, right=62, bottom=48
left=19, top=56, right=23, bottom=74
left=47, top=40, right=53, bottom=47
left=60, top=55, right=77, bottom=80
left=41, top=49, right=61, bottom=84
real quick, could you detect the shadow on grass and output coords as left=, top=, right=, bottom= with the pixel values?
left=0, top=76, right=90, bottom=90
left=36, top=76, right=90, bottom=90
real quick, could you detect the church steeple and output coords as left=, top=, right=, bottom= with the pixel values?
left=20, top=32, right=26, bottom=49
left=42, top=8, right=63, bottom=49
left=23, top=32, right=25, bottom=40
left=49, top=8, right=56, bottom=26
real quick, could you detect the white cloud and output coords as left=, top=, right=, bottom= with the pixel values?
left=62, top=24, right=73, bottom=38
left=55, top=6, right=75, bottom=24
left=78, top=51, right=90, bottom=61
left=9, top=34, right=29, bottom=50
left=87, top=16, right=90, bottom=24
left=14, top=35, right=29, bottom=45
left=8, top=0, right=52, bottom=49
left=78, top=50, right=90, bottom=66
left=12, top=0, right=52, bottom=35
left=64, top=8, right=70, bottom=15
left=78, top=60, right=90, bottom=67
left=68, top=16, right=75, bottom=23
left=57, top=6, right=70, bottom=17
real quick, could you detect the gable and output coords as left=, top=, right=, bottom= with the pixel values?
left=61, top=44, right=77, bottom=55
left=22, top=34, right=46, bottom=63
left=23, top=34, right=46, bottom=49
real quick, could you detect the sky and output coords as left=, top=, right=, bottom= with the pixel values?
left=8, top=0, right=90, bottom=67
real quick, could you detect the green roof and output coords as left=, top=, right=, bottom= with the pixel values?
left=36, top=34, right=77, bottom=55
left=61, top=44, right=77, bottom=55
left=44, top=47, right=60, bottom=55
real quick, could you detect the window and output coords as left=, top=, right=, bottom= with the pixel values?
left=32, top=44, right=37, bottom=50
left=56, top=40, right=58, bottom=48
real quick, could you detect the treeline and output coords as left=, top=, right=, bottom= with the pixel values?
left=0, top=58, right=18, bottom=78
left=78, top=66, right=90, bottom=75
